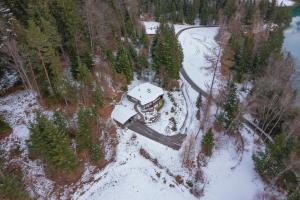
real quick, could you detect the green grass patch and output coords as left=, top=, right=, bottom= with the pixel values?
left=0, top=118, right=10, bottom=135
left=156, top=99, right=165, bottom=111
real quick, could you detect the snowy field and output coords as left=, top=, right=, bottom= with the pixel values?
left=277, top=0, right=295, bottom=6
left=178, top=27, right=221, bottom=93
left=74, top=129, right=196, bottom=200
left=201, top=127, right=265, bottom=200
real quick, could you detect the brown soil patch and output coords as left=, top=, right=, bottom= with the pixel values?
left=0, top=128, right=12, bottom=140
left=98, top=105, right=113, bottom=120
left=0, top=83, right=24, bottom=97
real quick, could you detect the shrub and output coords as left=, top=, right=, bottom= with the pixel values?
left=91, top=144, right=102, bottom=162
left=171, top=107, right=175, bottom=113
left=202, top=128, right=214, bottom=156
left=196, top=95, right=202, bottom=108
left=156, top=99, right=165, bottom=111
left=0, top=118, right=10, bottom=135
left=0, top=169, right=30, bottom=200
left=93, top=87, right=104, bottom=107
left=170, top=117, right=177, bottom=131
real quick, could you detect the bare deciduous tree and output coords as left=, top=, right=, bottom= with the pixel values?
left=200, top=45, right=222, bottom=131
left=248, top=54, right=295, bottom=136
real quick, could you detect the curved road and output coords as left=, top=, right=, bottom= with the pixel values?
left=177, top=26, right=273, bottom=143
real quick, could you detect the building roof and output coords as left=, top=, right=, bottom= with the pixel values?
left=127, top=83, right=164, bottom=106
left=111, top=105, right=137, bottom=125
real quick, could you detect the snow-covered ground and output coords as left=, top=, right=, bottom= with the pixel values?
left=72, top=24, right=269, bottom=200
left=74, top=129, right=196, bottom=200
left=0, top=90, right=40, bottom=150
left=178, top=27, right=221, bottom=93
left=201, top=126, right=265, bottom=200
left=0, top=90, right=55, bottom=198
left=0, top=68, right=19, bottom=92
left=147, top=91, right=186, bottom=135
left=277, top=0, right=295, bottom=6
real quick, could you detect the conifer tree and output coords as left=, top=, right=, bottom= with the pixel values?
left=115, top=45, right=133, bottom=82
left=29, top=113, right=77, bottom=171
left=152, top=22, right=183, bottom=87
left=24, top=20, right=64, bottom=98
left=219, top=81, right=240, bottom=132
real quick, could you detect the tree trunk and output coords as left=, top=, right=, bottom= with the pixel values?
left=38, top=50, right=54, bottom=94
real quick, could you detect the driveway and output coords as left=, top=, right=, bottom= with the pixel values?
left=127, top=121, right=186, bottom=150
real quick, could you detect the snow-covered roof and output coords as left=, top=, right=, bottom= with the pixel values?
left=127, top=83, right=164, bottom=106
left=111, top=105, right=137, bottom=125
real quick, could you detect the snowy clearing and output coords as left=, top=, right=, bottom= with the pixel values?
left=277, top=0, right=295, bottom=6
left=178, top=27, right=221, bottom=93
left=74, top=129, right=196, bottom=200
left=201, top=127, right=265, bottom=200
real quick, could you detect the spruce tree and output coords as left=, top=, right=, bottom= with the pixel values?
left=29, top=113, right=77, bottom=171
left=115, top=45, right=133, bottom=82
left=220, top=81, right=240, bottom=132
left=152, top=22, right=183, bottom=87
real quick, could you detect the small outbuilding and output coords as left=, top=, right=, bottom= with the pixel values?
left=127, top=82, right=164, bottom=112
left=112, top=105, right=137, bottom=127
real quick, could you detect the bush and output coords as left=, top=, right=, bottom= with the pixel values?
left=91, top=144, right=102, bottom=162
left=0, top=169, right=30, bottom=200
left=0, top=118, right=10, bottom=135
left=202, top=128, right=214, bottom=156
left=196, top=109, right=200, bottom=120
left=93, top=87, right=104, bottom=107
left=196, top=95, right=202, bottom=108
left=156, top=99, right=165, bottom=111
left=170, top=117, right=177, bottom=131
left=288, top=192, right=300, bottom=200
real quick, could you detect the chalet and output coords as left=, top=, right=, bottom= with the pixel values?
left=112, top=105, right=138, bottom=127
left=127, top=83, right=164, bottom=112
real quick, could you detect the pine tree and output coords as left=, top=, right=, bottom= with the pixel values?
left=24, top=20, right=64, bottom=98
left=76, top=108, right=95, bottom=151
left=202, top=128, right=214, bottom=156
left=49, top=0, right=92, bottom=77
left=75, top=107, right=102, bottom=163
left=29, top=113, right=77, bottom=171
left=152, top=22, right=183, bottom=87
left=53, top=110, right=69, bottom=136
left=219, top=81, right=240, bottom=132
left=115, top=45, right=133, bottom=82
